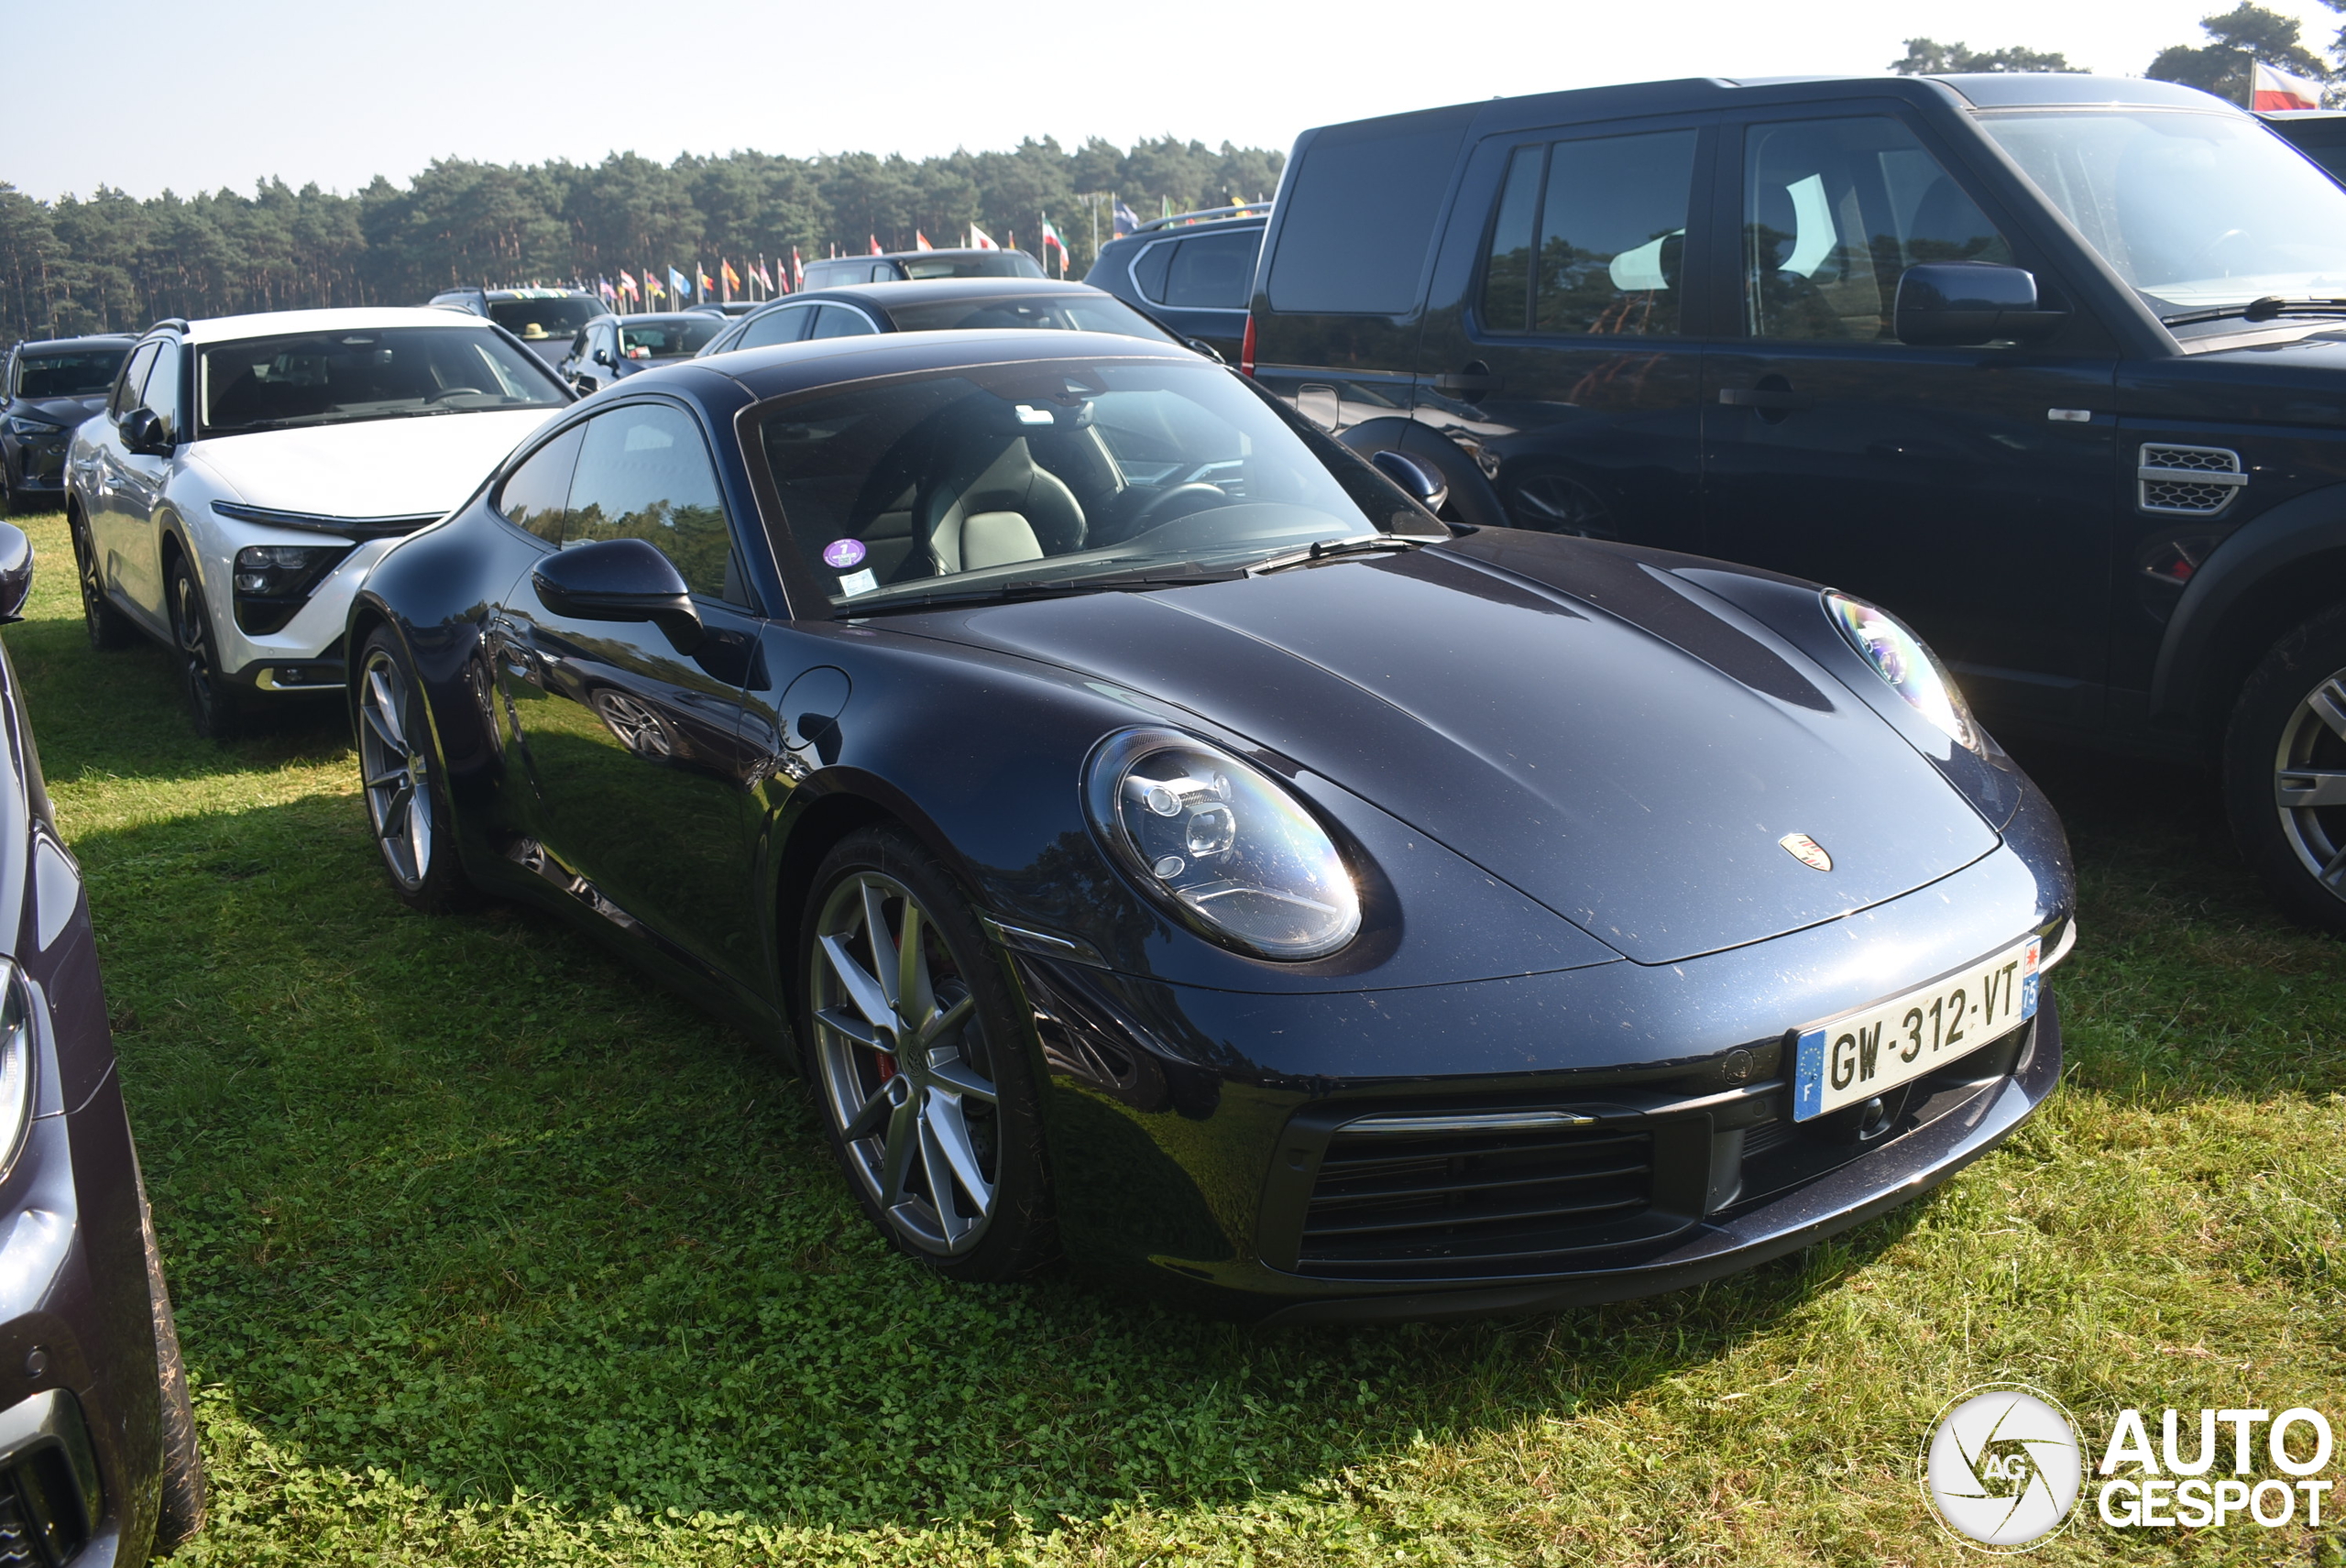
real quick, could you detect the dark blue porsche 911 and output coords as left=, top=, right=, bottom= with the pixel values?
left=345, top=328, right=2074, bottom=1321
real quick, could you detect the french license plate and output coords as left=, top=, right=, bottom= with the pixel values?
left=1792, top=936, right=2041, bottom=1122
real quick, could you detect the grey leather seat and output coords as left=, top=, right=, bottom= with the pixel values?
left=918, top=434, right=1087, bottom=574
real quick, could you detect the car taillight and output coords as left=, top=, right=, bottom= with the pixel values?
left=1240, top=313, right=1256, bottom=378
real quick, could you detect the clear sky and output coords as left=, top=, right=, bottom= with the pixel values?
left=5, top=0, right=2342, bottom=201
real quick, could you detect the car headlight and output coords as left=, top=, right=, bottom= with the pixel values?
left=1085, top=728, right=1361, bottom=960
left=1824, top=590, right=1981, bottom=752
left=0, top=960, right=36, bottom=1180
left=233, top=543, right=347, bottom=596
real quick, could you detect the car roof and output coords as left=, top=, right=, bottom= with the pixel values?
left=595, top=312, right=716, bottom=327
left=8, top=334, right=138, bottom=354
left=174, top=306, right=513, bottom=345
left=777, top=278, right=1110, bottom=309
left=1925, top=72, right=2241, bottom=111
left=824, top=247, right=1032, bottom=265
left=674, top=326, right=1202, bottom=402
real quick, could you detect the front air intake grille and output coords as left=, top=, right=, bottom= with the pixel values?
left=0, top=1447, right=89, bottom=1567
left=1295, top=1113, right=1657, bottom=1278
left=2138, top=444, right=2246, bottom=515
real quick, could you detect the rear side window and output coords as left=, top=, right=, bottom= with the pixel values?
left=1162, top=230, right=1258, bottom=308
left=1132, top=240, right=1174, bottom=302
left=111, top=342, right=158, bottom=419
left=497, top=423, right=584, bottom=543
left=808, top=306, right=879, bottom=339
left=736, top=305, right=816, bottom=351
left=1267, top=117, right=1467, bottom=313
left=1481, top=130, right=1700, bottom=336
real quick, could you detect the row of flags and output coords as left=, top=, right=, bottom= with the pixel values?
left=597, top=253, right=804, bottom=309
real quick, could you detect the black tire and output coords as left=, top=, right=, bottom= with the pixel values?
left=69, top=510, right=137, bottom=652
left=356, top=627, right=477, bottom=915
left=136, top=1162, right=204, bottom=1553
left=2225, top=603, right=2346, bottom=935
left=166, top=555, right=243, bottom=740
left=797, top=827, right=1056, bottom=1283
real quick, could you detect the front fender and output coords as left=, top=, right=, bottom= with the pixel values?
left=2150, top=479, right=2346, bottom=730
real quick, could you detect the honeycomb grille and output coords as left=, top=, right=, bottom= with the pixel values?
left=2138, top=444, right=2246, bottom=515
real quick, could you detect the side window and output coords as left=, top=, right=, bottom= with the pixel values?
left=140, top=339, right=182, bottom=440
left=1266, top=114, right=1468, bottom=313
left=565, top=403, right=740, bottom=602
left=808, top=306, right=879, bottom=339
left=1131, top=240, right=1174, bottom=302
left=1479, top=132, right=1698, bottom=337
left=737, top=305, right=815, bottom=350
left=1743, top=115, right=2012, bottom=341
left=496, top=423, right=585, bottom=543
left=111, top=342, right=158, bottom=420
left=1161, top=231, right=1256, bottom=308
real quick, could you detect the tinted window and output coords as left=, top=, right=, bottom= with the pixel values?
left=565, top=403, right=738, bottom=600
left=1132, top=240, right=1174, bottom=302
left=488, top=295, right=601, bottom=345
left=140, top=338, right=183, bottom=439
left=497, top=422, right=584, bottom=543
left=1481, top=146, right=1545, bottom=332
left=1745, top=116, right=2012, bottom=341
left=618, top=318, right=722, bottom=359
left=808, top=306, right=879, bottom=339
left=112, top=342, right=158, bottom=419
left=1528, top=131, right=1698, bottom=335
left=1161, top=230, right=1257, bottom=308
left=736, top=305, right=816, bottom=351
left=1267, top=115, right=1468, bottom=313
left=199, top=326, right=565, bottom=434
left=882, top=293, right=1171, bottom=340
left=15, top=347, right=127, bottom=399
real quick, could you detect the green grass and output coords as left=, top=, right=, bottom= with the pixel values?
left=7, top=506, right=2345, bottom=1564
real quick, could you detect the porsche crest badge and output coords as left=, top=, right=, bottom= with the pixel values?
left=1779, top=832, right=1833, bottom=872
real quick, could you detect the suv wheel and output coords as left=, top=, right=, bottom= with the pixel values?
left=2225, top=604, right=2346, bottom=934
left=167, top=555, right=242, bottom=740
left=70, top=511, right=137, bottom=651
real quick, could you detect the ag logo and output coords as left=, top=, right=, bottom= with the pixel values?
left=1921, top=1383, right=2083, bottom=1551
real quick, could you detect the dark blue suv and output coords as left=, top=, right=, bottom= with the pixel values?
left=1086, top=206, right=1266, bottom=366
left=1248, top=71, right=2346, bottom=934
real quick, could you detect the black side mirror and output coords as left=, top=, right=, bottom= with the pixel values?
left=118, top=407, right=171, bottom=456
left=0, top=522, right=31, bottom=624
left=531, top=537, right=705, bottom=653
left=593, top=348, right=616, bottom=367
left=1370, top=449, right=1449, bottom=514
left=1894, top=261, right=2065, bottom=346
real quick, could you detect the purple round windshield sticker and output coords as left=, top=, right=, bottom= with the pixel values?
left=822, top=539, right=868, bottom=569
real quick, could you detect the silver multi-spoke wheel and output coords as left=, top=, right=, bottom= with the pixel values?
left=810, top=872, right=1001, bottom=1255
left=2273, top=665, right=2346, bottom=896
left=359, top=648, right=433, bottom=891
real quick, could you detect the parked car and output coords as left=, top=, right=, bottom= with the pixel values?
left=345, top=326, right=2073, bottom=1321
left=1087, top=205, right=1266, bottom=365
left=2261, top=108, right=2346, bottom=183
left=426, top=288, right=604, bottom=367
left=66, top=307, right=572, bottom=738
left=801, top=248, right=1045, bottom=290
left=0, top=520, right=203, bottom=1561
left=691, top=279, right=1183, bottom=357
left=1, top=336, right=135, bottom=514
left=685, top=302, right=760, bottom=318
left=1251, top=71, right=2346, bottom=935
left=557, top=313, right=727, bottom=394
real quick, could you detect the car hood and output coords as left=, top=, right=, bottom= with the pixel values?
left=187, top=408, right=559, bottom=517
left=9, top=395, right=107, bottom=427
left=905, top=541, right=2001, bottom=965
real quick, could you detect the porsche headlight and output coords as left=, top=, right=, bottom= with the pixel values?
left=0, top=961, right=35, bottom=1180
left=1086, top=729, right=1361, bottom=960
left=1824, top=590, right=1980, bottom=752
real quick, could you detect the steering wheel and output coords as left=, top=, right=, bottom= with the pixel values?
left=427, top=386, right=487, bottom=403
left=1128, top=482, right=1227, bottom=532
left=2178, top=228, right=2250, bottom=276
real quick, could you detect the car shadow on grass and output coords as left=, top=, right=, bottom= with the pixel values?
left=70, top=784, right=1934, bottom=1533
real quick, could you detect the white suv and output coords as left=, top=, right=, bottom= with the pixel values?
left=66, top=308, right=571, bottom=736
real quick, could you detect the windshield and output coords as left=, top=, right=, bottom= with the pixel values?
left=755, top=357, right=1438, bottom=610
left=15, top=348, right=127, bottom=400
left=199, top=326, right=567, bottom=436
left=1975, top=107, right=2346, bottom=321
left=620, top=319, right=723, bottom=358
left=882, top=292, right=1174, bottom=341
left=901, top=251, right=1046, bottom=280
left=489, top=296, right=601, bottom=344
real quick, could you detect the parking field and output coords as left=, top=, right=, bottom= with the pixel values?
left=3, top=505, right=2341, bottom=1564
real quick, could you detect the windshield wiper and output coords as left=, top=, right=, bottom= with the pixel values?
left=843, top=565, right=1240, bottom=614
left=1246, top=534, right=1429, bottom=576
left=2160, top=296, right=2346, bottom=327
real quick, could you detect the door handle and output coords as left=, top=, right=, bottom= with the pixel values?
left=1434, top=362, right=1499, bottom=396
left=1718, top=387, right=1812, bottom=411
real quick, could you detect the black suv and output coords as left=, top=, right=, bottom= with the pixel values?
left=2263, top=109, right=2346, bottom=183
left=1, top=336, right=132, bottom=511
left=1086, top=205, right=1266, bottom=364
left=426, top=287, right=605, bottom=367
left=1249, top=71, right=2346, bottom=933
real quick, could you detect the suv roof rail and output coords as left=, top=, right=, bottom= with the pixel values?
left=1135, top=203, right=1273, bottom=234
left=154, top=318, right=191, bottom=334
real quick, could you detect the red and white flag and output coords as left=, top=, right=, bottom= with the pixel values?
left=2254, top=60, right=2326, bottom=111
left=791, top=247, right=804, bottom=288
left=869, top=235, right=882, bottom=255
left=915, top=231, right=934, bottom=250
left=967, top=224, right=998, bottom=250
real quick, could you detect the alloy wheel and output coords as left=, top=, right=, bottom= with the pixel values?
left=810, top=872, right=1000, bottom=1255
left=591, top=688, right=674, bottom=758
left=171, top=567, right=226, bottom=729
left=1507, top=472, right=1617, bottom=539
left=72, top=521, right=105, bottom=629
left=359, top=648, right=433, bottom=891
left=2272, top=663, right=2346, bottom=901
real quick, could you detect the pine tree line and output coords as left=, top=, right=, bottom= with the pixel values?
left=0, top=136, right=1284, bottom=347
